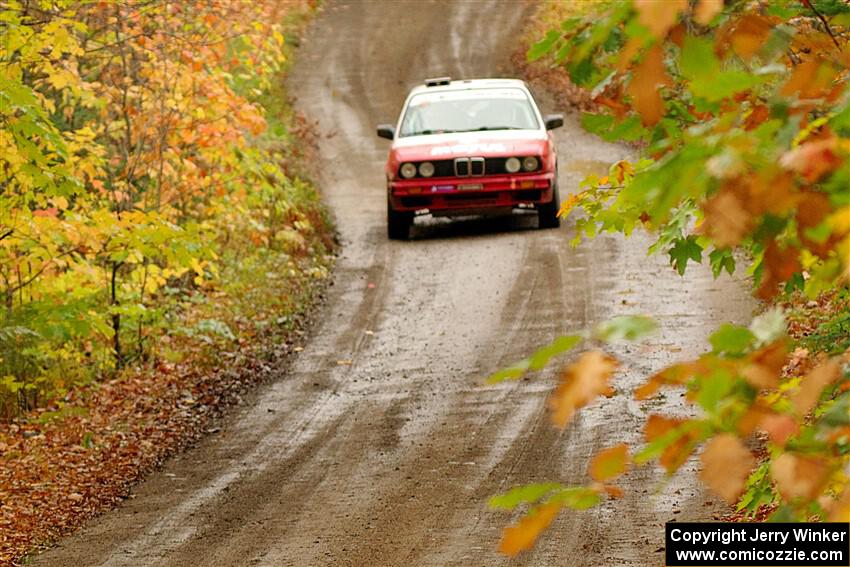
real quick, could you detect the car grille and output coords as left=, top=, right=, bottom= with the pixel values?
left=398, top=157, right=541, bottom=179
left=432, top=160, right=455, bottom=177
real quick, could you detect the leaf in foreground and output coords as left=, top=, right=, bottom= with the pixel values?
left=625, top=44, right=671, bottom=126
left=549, top=351, right=618, bottom=428
left=792, top=360, right=841, bottom=418
left=639, top=415, right=702, bottom=474
left=694, top=0, right=723, bottom=25
left=708, top=323, right=755, bottom=355
left=634, top=361, right=702, bottom=400
left=489, top=483, right=562, bottom=510
left=771, top=452, right=830, bottom=502
left=593, top=315, right=657, bottom=342
left=741, top=340, right=787, bottom=389
left=699, top=433, right=754, bottom=504
left=499, top=502, right=562, bottom=557
left=487, top=334, right=582, bottom=383
left=589, top=443, right=630, bottom=482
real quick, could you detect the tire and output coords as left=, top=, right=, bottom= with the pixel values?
left=387, top=200, right=412, bottom=240
left=538, top=182, right=561, bottom=229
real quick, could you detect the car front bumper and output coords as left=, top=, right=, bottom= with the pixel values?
left=388, top=172, right=555, bottom=213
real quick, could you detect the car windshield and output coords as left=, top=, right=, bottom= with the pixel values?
left=398, top=88, right=540, bottom=137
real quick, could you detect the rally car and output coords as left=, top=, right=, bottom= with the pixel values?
left=377, top=77, right=563, bottom=239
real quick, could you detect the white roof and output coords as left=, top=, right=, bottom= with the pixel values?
left=409, top=78, right=529, bottom=96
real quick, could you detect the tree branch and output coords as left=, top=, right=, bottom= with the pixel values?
left=803, top=0, right=842, bottom=50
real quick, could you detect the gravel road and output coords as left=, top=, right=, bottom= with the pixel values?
left=33, top=1, right=754, bottom=565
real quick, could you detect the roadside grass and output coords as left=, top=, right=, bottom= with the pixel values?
left=0, top=3, right=336, bottom=565
left=785, top=289, right=850, bottom=356
left=513, top=0, right=610, bottom=111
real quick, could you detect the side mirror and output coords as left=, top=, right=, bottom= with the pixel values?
left=377, top=124, right=395, bottom=140
left=544, top=114, right=564, bottom=130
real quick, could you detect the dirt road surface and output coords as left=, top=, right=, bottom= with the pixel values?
left=33, top=2, right=754, bottom=566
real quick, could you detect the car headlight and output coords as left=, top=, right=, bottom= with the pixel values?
left=505, top=157, right=521, bottom=173
left=522, top=156, right=539, bottom=172
left=400, top=162, right=417, bottom=179
left=418, top=161, right=435, bottom=178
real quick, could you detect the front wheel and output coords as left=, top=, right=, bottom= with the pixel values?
left=387, top=200, right=412, bottom=240
left=537, top=183, right=561, bottom=229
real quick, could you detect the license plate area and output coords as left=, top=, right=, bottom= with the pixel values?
left=458, top=183, right=483, bottom=191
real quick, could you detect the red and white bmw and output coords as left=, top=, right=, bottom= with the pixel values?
left=377, top=77, right=563, bottom=239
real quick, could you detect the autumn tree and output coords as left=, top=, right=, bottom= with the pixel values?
left=0, top=0, right=329, bottom=415
left=491, top=0, right=850, bottom=554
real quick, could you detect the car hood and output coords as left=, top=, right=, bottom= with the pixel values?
left=391, top=129, right=548, bottom=161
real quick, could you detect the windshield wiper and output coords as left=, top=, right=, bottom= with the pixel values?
left=406, top=129, right=458, bottom=136
left=466, top=126, right=523, bottom=132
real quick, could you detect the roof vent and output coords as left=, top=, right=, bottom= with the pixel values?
left=424, top=76, right=452, bottom=87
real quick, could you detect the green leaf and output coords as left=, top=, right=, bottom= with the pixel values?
left=784, top=272, right=805, bottom=294
left=768, top=505, right=798, bottom=522
left=680, top=36, right=718, bottom=83
left=561, top=17, right=582, bottom=33
left=679, top=34, right=770, bottom=101
left=607, top=115, right=646, bottom=142
left=487, top=360, right=532, bottom=384
left=737, top=462, right=775, bottom=517
left=695, top=369, right=734, bottom=413
left=487, top=334, right=583, bottom=383
left=700, top=70, right=767, bottom=102
left=528, top=334, right=584, bottom=370
left=594, top=315, right=657, bottom=342
left=709, top=324, right=755, bottom=355
left=680, top=35, right=767, bottom=101
left=668, top=236, right=703, bottom=276
left=818, top=393, right=850, bottom=427
left=634, top=420, right=705, bottom=465
left=811, top=0, right=850, bottom=16
left=709, top=248, right=736, bottom=277
left=581, top=113, right=615, bottom=136
left=568, top=57, right=594, bottom=86
left=831, top=97, right=850, bottom=135
left=528, top=30, right=560, bottom=62
left=546, top=486, right=602, bottom=510
left=489, top=482, right=562, bottom=510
